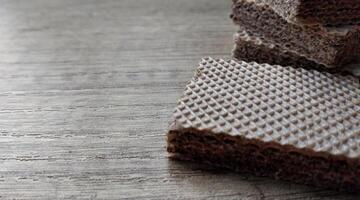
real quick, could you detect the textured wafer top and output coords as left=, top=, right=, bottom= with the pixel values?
left=172, top=58, right=360, bottom=159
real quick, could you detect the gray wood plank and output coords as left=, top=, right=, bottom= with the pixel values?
left=0, top=0, right=358, bottom=199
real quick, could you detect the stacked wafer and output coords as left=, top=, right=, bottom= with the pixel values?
left=166, top=0, right=360, bottom=192
left=231, top=0, right=360, bottom=74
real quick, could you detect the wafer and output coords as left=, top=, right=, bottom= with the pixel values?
left=167, top=58, right=360, bottom=191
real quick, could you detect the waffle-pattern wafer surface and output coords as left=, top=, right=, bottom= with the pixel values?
left=172, top=58, right=360, bottom=160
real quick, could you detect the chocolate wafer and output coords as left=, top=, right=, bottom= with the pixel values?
left=232, top=29, right=360, bottom=79
left=253, top=0, right=360, bottom=26
left=167, top=57, right=360, bottom=192
left=230, top=0, right=360, bottom=68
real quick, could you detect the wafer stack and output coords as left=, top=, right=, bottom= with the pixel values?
left=231, top=0, right=360, bottom=75
left=166, top=0, right=360, bottom=192
left=167, top=58, right=360, bottom=192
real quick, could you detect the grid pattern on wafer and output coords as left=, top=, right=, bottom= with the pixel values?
left=173, top=58, right=360, bottom=159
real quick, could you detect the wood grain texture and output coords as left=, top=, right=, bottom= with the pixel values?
left=0, top=0, right=358, bottom=199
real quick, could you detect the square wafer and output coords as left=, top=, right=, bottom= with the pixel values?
left=167, top=57, right=360, bottom=192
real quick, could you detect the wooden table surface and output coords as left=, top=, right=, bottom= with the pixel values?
left=0, top=0, right=358, bottom=199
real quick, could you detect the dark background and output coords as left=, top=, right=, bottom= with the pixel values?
left=0, top=0, right=358, bottom=199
